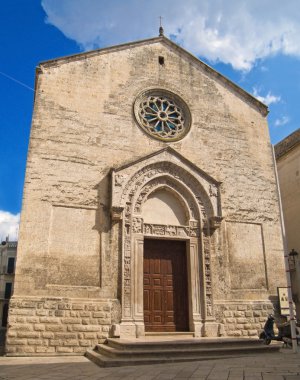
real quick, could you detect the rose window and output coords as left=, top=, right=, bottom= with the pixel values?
left=134, top=90, right=191, bottom=141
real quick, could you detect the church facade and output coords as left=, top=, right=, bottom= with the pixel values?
left=7, top=36, right=286, bottom=355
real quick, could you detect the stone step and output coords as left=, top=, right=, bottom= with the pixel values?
left=85, top=338, right=282, bottom=367
left=145, top=332, right=194, bottom=339
left=96, top=342, right=278, bottom=358
left=105, top=337, right=265, bottom=351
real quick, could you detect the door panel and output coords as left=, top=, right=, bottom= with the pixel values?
left=143, top=239, right=189, bottom=332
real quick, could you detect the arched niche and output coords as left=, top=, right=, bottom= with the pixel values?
left=142, top=188, right=189, bottom=226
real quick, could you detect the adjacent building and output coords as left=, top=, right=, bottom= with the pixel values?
left=275, top=128, right=300, bottom=320
left=6, top=35, right=286, bottom=355
left=0, top=239, right=17, bottom=328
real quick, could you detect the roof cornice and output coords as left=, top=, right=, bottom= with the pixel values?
left=275, top=128, right=300, bottom=160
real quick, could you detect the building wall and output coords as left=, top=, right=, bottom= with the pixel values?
left=276, top=138, right=300, bottom=319
left=277, top=145, right=300, bottom=254
left=6, top=38, right=286, bottom=355
left=0, top=241, right=17, bottom=328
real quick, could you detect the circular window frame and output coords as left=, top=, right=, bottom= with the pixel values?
left=133, top=89, right=191, bottom=142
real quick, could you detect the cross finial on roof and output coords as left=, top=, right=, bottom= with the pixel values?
left=159, top=16, right=164, bottom=36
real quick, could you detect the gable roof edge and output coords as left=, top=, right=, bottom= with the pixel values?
left=275, top=128, right=300, bottom=160
left=38, top=37, right=162, bottom=67
left=160, top=38, right=268, bottom=117
left=36, top=35, right=268, bottom=117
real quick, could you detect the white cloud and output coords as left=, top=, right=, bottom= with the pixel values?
left=252, top=88, right=281, bottom=106
left=274, top=116, right=290, bottom=127
left=0, top=211, right=20, bottom=241
left=260, top=66, right=268, bottom=73
left=41, top=0, right=300, bottom=71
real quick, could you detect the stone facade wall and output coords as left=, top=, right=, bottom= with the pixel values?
left=215, top=302, right=274, bottom=338
left=14, top=38, right=285, bottom=298
left=6, top=297, right=112, bottom=355
left=6, top=37, right=286, bottom=354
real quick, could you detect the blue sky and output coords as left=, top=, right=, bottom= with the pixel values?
left=0, top=0, right=299, bottom=240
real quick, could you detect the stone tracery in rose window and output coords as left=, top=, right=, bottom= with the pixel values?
left=134, top=90, right=191, bottom=141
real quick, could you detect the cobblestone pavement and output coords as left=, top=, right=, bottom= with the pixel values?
left=0, top=351, right=300, bottom=380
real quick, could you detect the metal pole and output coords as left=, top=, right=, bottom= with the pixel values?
left=272, top=145, right=298, bottom=353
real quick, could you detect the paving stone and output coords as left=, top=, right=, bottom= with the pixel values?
left=207, top=375, right=229, bottom=380
left=0, top=351, right=300, bottom=380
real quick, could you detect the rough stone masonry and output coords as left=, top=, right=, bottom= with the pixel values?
left=6, top=36, right=286, bottom=355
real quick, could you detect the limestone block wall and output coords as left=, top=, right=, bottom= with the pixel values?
left=6, top=298, right=112, bottom=355
left=215, top=302, right=274, bottom=337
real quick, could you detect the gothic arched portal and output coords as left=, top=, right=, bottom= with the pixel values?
left=110, top=148, right=222, bottom=338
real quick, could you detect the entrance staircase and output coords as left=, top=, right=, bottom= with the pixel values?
left=85, top=335, right=282, bottom=367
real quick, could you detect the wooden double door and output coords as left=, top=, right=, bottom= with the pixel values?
left=143, top=239, right=189, bottom=332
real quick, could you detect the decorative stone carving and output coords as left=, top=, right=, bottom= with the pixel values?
left=133, top=89, right=191, bottom=142
left=125, top=203, right=131, bottom=222
left=142, top=223, right=202, bottom=238
left=111, top=206, right=124, bottom=221
left=189, top=227, right=200, bottom=237
left=203, top=232, right=214, bottom=318
left=166, top=225, right=177, bottom=236
left=152, top=225, right=165, bottom=235
left=143, top=223, right=191, bottom=237
left=111, top=148, right=222, bottom=227
left=132, top=217, right=143, bottom=233
left=209, top=184, right=218, bottom=198
left=115, top=174, right=127, bottom=187
left=121, top=162, right=214, bottom=221
left=189, top=220, right=200, bottom=236
left=123, top=237, right=132, bottom=315
left=209, top=216, right=223, bottom=230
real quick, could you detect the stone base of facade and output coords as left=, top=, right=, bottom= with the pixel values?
left=6, top=296, right=115, bottom=356
left=202, top=321, right=219, bottom=337
left=214, top=301, right=275, bottom=338
left=6, top=297, right=277, bottom=355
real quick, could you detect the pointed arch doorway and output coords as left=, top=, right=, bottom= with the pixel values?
left=110, top=148, right=223, bottom=339
left=143, top=238, right=189, bottom=332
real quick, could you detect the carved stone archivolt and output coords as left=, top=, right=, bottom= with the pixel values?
left=121, top=161, right=213, bottom=217
left=110, top=148, right=222, bottom=336
left=111, top=148, right=221, bottom=216
left=125, top=162, right=222, bottom=234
